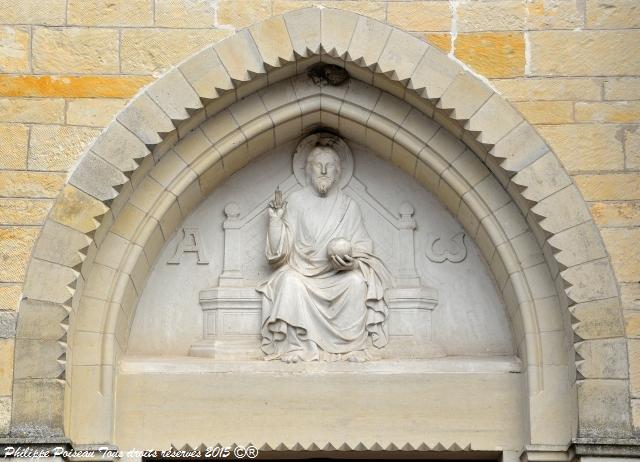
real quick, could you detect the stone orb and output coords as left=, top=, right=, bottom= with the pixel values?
left=327, top=238, right=352, bottom=259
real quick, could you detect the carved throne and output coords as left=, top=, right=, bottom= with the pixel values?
left=189, top=173, right=443, bottom=360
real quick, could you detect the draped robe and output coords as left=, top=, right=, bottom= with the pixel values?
left=257, top=186, right=390, bottom=361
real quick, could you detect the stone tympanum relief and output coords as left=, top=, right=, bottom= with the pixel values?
left=129, top=135, right=512, bottom=360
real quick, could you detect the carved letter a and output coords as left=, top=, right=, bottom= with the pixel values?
left=167, top=227, right=209, bottom=265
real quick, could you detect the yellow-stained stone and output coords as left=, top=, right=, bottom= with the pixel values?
left=627, top=311, right=640, bottom=338
left=0, top=98, right=65, bottom=124
left=0, top=227, right=38, bottom=282
left=621, top=284, right=640, bottom=312
left=0, top=26, right=30, bottom=73
left=424, top=33, right=451, bottom=53
left=219, top=0, right=272, bottom=28
left=625, top=127, right=640, bottom=170
left=273, top=1, right=386, bottom=20
left=0, top=123, right=28, bottom=169
left=121, top=29, right=231, bottom=74
left=0, top=0, right=66, bottom=25
left=0, top=171, right=65, bottom=199
left=0, top=75, right=153, bottom=98
left=458, top=0, right=526, bottom=32
left=387, top=1, right=452, bottom=31
left=526, top=0, right=583, bottom=30
left=455, top=32, right=524, bottom=78
left=586, top=0, right=640, bottom=29
left=601, top=228, right=640, bottom=283
left=33, top=27, right=120, bottom=74
left=68, top=0, right=153, bottom=26
left=50, top=185, right=108, bottom=234
left=66, top=99, right=128, bottom=128
left=537, top=124, right=624, bottom=173
left=0, top=339, right=13, bottom=395
left=492, top=78, right=602, bottom=102
left=590, top=201, right=640, bottom=228
left=631, top=340, right=640, bottom=397
left=575, top=174, right=640, bottom=201
left=0, top=198, right=53, bottom=226
left=529, top=30, right=640, bottom=76
left=575, top=101, right=640, bottom=123
left=28, top=125, right=101, bottom=171
left=0, top=285, right=21, bottom=311
left=155, top=0, right=216, bottom=27
left=605, top=78, right=640, bottom=101
left=513, top=101, right=574, bottom=124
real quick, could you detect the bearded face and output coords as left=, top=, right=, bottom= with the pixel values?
left=306, top=147, right=342, bottom=197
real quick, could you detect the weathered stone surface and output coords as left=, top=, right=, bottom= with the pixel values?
left=537, top=124, right=625, bottom=173
left=0, top=123, right=28, bottom=169
left=625, top=127, right=640, bottom=169
left=0, top=339, right=13, bottom=395
left=0, top=98, right=65, bottom=124
left=575, top=101, right=640, bottom=123
left=0, top=396, right=9, bottom=435
left=529, top=30, right=640, bottom=76
left=33, top=219, right=90, bottom=269
left=117, top=94, right=175, bottom=146
left=438, top=72, right=493, bottom=120
left=601, top=228, right=640, bottom=283
left=70, top=152, right=128, bottom=202
left=549, top=221, right=607, bottom=269
left=626, top=311, right=640, bottom=339
left=11, top=379, right=64, bottom=435
left=590, top=201, right=640, bottom=228
left=28, top=125, right=100, bottom=171
left=493, top=77, right=601, bottom=102
left=577, top=379, right=631, bottom=436
left=0, top=26, right=30, bottom=72
left=526, top=0, right=583, bottom=29
left=0, top=0, right=65, bottom=25
left=50, top=185, right=108, bottom=234
left=424, top=33, right=451, bottom=53
left=14, top=338, right=64, bottom=379
left=513, top=101, right=574, bottom=124
left=91, top=122, right=150, bottom=174
left=0, top=311, right=16, bottom=338
left=0, top=285, right=21, bottom=311
left=572, top=297, right=625, bottom=340
left=273, top=1, right=385, bottom=19
left=32, top=27, right=119, bottom=74
left=121, top=28, right=231, bottom=74
left=0, top=171, right=65, bottom=198
left=0, top=75, right=152, bottom=98
left=0, top=198, right=52, bottom=226
left=458, top=0, right=525, bottom=32
left=604, top=78, right=640, bottom=101
left=576, top=338, right=629, bottom=379
left=16, top=300, right=67, bottom=341
left=320, top=8, right=358, bottom=60
left=586, top=0, right=640, bottom=29
left=147, top=69, right=203, bottom=122
left=219, top=0, right=271, bottom=28
left=22, top=258, right=75, bottom=305
left=250, top=16, right=295, bottom=69
left=283, top=7, right=321, bottom=57
left=154, top=0, right=216, bottom=27
left=575, top=173, right=640, bottom=201
left=410, top=46, right=462, bottom=101
left=455, top=32, right=525, bottom=78
left=630, top=340, right=640, bottom=397
left=467, top=94, right=523, bottom=145
left=387, top=1, right=451, bottom=31
left=620, top=283, right=640, bottom=311
left=564, top=258, right=618, bottom=304
left=511, top=152, right=571, bottom=203
left=68, top=0, right=152, bottom=26
left=0, top=227, right=38, bottom=282
left=66, top=98, right=127, bottom=127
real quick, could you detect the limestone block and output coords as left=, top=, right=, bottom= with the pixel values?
left=531, top=185, right=591, bottom=235
left=51, top=185, right=108, bottom=234
left=147, top=69, right=203, bottom=123
left=121, top=29, right=231, bottom=74
left=11, top=379, right=64, bottom=435
left=473, top=175, right=511, bottom=212
left=548, top=221, right=607, bottom=269
left=458, top=1, right=525, bottom=32
left=72, top=331, right=103, bottom=366
left=601, top=228, right=640, bottom=283
left=575, top=173, right=640, bottom=201
left=377, top=29, right=429, bottom=85
left=283, top=8, right=321, bottom=57
left=32, top=27, right=119, bottom=74
left=92, top=122, right=150, bottom=175
left=428, top=128, right=466, bottom=166
left=0, top=311, right=15, bottom=338
left=155, top=0, right=216, bottom=27
left=493, top=202, right=528, bottom=240
left=631, top=340, right=640, bottom=397
left=0, top=227, right=38, bottom=282
left=0, top=0, right=65, bottom=25
left=450, top=150, right=490, bottom=188
left=577, top=379, right=631, bottom=437
left=626, top=311, right=640, bottom=339
left=118, top=94, right=175, bottom=147
left=178, top=47, right=233, bottom=102
left=250, top=16, right=295, bottom=70
left=69, top=152, right=128, bottom=202
left=513, top=101, right=574, bottom=124
left=529, top=30, right=640, bottom=76
left=215, top=30, right=265, bottom=85
left=0, top=397, right=10, bottom=435
left=0, top=26, right=30, bottom=72
left=576, top=338, right=629, bottom=379
left=511, top=152, right=571, bottom=203
left=0, top=198, right=52, bottom=226
left=604, top=78, right=640, bottom=101
left=571, top=297, right=624, bottom=340
left=33, top=220, right=90, bottom=268
left=201, top=110, right=240, bottom=146
left=563, top=258, right=618, bottom=305
left=590, top=201, right=640, bottom=228
left=527, top=0, right=583, bottom=30
left=111, top=204, right=146, bottom=242
left=28, top=125, right=100, bottom=171
left=467, top=94, right=523, bottom=145
left=494, top=78, right=601, bottom=102
left=320, top=8, right=357, bottom=59
left=0, top=97, right=64, bottom=123
left=0, top=339, right=13, bottom=395
left=586, top=0, right=640, bottom=28
left=218, top=0, right=271, bottom=28
left=0, top=123, right=28, bottom=168
left=387, top=1, right=451, bottom=31
left=66, top=98, right=127, bottom=128
left=173, top=129, right=212, bottom=168
left=22, top=258, right=76, bottom=305
left=402, top=109, right=439, bottom=146
left=14, top=338, right=64, bottom=379
left=0, top=286, right=21, bottom=312
left=93, top=232, right=130, bottom=271
left=455, top=32, right=525, bottom=78
left=16, top=299, right=67, bottom=341
left=575, top=101, right=640, bottom=123
left=347, top=15, right=392, bottom=69
left=510, top=231, right=545, bottom=269
left=67, top=0, right=152, bottom=26
left=273, top=1, right=385, bottom=20
left=633, top=399, right=640, bottom=431
left=492, top=122, right=548, bottom=174
left=438, top=72, right=493, bottom=121
left=624, top=127, right=640, bottom=170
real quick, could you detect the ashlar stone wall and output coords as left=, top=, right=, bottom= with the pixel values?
left=0, top=0, right=638, bottom=437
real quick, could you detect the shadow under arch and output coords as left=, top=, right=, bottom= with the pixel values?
left=11, top=5, right=630, bottom=454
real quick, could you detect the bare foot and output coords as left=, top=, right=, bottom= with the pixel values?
left=345, top=350, right=370, bottom=363
left=281, top=351, right=303, bottom=363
